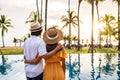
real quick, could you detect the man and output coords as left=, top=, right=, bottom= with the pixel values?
left=23, top=22, right=62, bottom=80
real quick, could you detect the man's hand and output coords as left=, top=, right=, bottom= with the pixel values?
left=24, top=56, right=27, bottom=63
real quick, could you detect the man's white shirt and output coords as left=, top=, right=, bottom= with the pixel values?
left=23, top=36, right=47, bottom=78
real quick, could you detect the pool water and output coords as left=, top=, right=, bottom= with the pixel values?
left=0, top=53, right=119, bottom=80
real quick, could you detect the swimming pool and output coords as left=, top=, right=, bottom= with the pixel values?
left=0, top=53, right=119, bottom=80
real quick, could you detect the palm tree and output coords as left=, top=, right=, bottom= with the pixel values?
left=13, top=37, right=18, bottom=47
left=17, top=39, right=23, bottom=47
left=112, top=0, right=120, bottom=50
left=85, top=0, right=94, bottom=53
left=95, top=0, right=105, bottom=48
left=100, top=26, right=115, bottom=45
left=99, top=14, right=116, bottom=45
left=0, top=15, right=12, bottom=47
left=36, top=0, right=43, bottom=25
left=87, top=0, right=105, bottom=51
left=77, top=0, right=82, bottom=50
left=61, top=11, right=78, bottom=49
left=72, top=35, right=78, bottom=45
left=63, top=35, right=69, bottom=48
left=45, top=0, right=48, bottom=31
left=40, top=0, right=43, bottom=26
left=36, top=0, right=40, bottom=24
left=26, top=0, right=42, bottom=25
left=50, top=25, right=59, bottom=28
left=25, top=11, right=39, bottom=24
left=112, top=22, right=119, bottom=41
left=68, top=0, right=71, bottom=49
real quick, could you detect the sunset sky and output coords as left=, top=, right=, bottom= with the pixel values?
left=0, top=0, right=118, bottom=46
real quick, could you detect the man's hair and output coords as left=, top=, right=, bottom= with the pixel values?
left=31, top=30, right=42, bottom=36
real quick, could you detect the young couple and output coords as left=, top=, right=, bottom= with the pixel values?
left=23, top=22, right=67, bottom=80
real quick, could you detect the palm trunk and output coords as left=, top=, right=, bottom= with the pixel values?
left=45, top=0, right=48, bottom=31
left=106, top=35, right=109, bottom=45
left=40, top=0, right=43, bottom=25
left=2, top=36, right=5, bottom=48
left=77, top=0, right=81, bottom=51
left=118, top=0, right=120, bottom=51
left=110, top=35, right=111, bottom=44
left=91, top=0, right=94, bottom=53
left=36, top=0, right=41, bottom=24
left=68, top=0, right=71, bottom=49
left=15, top=43, right=16, bottom=47
left=95, top=2, right=101, bottom=48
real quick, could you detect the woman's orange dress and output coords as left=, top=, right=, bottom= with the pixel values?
left=43, top=49, right=67, bottom=80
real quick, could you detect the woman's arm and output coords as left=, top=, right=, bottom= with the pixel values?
left=24, top=53, right=42, bottom=64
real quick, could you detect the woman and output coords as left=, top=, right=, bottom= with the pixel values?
left=25, top=27, right=67, bottom=80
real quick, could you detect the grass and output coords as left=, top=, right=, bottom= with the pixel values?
left=65, top=47, right=119, bottom=54
left=0, top=46, right=119, bottom=55
left=65, top=47, right=89, bottom=54
left=96, top=47, right=119, bottom=53
left=0, top=47, right=23, bottom=55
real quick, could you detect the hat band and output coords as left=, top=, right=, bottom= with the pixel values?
left=47, top=33, right=59, bottom=40
left=31, top=27, right=42, bottom=32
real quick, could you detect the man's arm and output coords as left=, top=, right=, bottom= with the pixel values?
left=24, top=53, right=42, bottom=64
left=24, top=43, right=63, bottom=64
left=24, top=56, right=42, bottom=64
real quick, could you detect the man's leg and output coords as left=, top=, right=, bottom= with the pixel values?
left=26, top=77, right=33, bottom=80
left=33, top=73, right=43, bottom=80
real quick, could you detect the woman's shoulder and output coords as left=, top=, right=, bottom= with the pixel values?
left=57, top=49, right=67, bottom=58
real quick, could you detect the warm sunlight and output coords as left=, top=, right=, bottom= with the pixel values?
left=0, top=0, right=119, bottom=80
left=0, top=0, right=117, bottom=46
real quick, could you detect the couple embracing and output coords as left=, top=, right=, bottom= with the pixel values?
left=23, top=23, right=67, bottom=80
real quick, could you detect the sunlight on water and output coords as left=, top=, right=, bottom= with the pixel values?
left=0, top=53, right=119, bottom=80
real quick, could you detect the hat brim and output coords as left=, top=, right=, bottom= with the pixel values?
left=43, top=29, right=63, bottom=44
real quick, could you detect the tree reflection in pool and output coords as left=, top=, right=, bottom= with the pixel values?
left=0, top=53, right=119, bottom=80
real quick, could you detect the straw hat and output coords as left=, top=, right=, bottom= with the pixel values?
left=43, top=27, right=63, bottom=44
left=30, top=22, right=42, bottom=32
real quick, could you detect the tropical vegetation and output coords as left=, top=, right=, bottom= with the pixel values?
left=0, top=15, right=13, bottom=48
left=0, top=0, right=119, bottom=53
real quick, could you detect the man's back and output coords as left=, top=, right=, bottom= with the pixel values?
left=23, top=35, right=47, bottom=78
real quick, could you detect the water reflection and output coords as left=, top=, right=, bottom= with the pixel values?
left=66, top=53, right=118, bottom=80
left=0, top=55, right=11, bottom=75
left=77, top=54, right=80, bottom=80
left=66, top=54, right=81, bottom=80
left=117, top=53, right=120, bottom=80
left=91, top=53, right=95, bottom=80
left=0, top=53, right=118, bottom=80
left=101, top=53, right=116, bottom=76
left=96, top=54, right=101, bottom=80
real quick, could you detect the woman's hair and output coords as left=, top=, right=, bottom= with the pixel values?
left=46, top=43, right=57, bottom=52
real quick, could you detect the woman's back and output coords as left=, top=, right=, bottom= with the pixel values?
left=43, top=43, right=67, bottom=80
